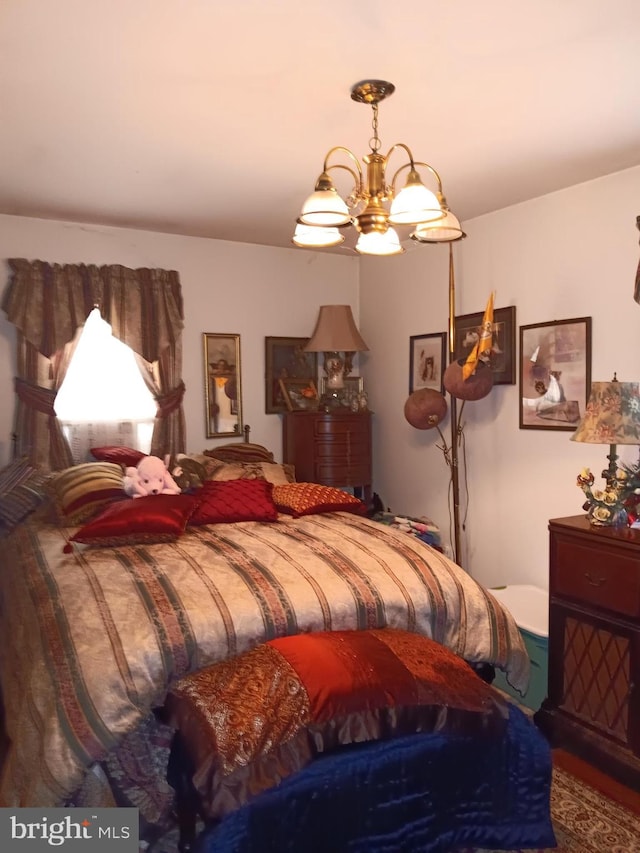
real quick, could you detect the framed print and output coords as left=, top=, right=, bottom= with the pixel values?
left=409, top=333, right=446, bottom=394
left=519, top=317, right=592, bottom=430
left=279, top=378, right=319, bottom=411
left=320, top=376, right=364, bottom=400
left=265, top=336, right=318, bottom=413
left=454, top=306, right=516, bottom=385
left=203, top=333, right=243, bottom=438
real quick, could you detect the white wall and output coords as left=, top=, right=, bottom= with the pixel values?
left=0, top=214, right=359, bottom=466
left=360, top=165, right=640, bottom=590
left=2, top=168, right=639, bottom=593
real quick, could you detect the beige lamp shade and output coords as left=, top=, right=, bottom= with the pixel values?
left=304, top=305, right=369, bottom=352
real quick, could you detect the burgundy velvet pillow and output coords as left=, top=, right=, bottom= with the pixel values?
left=90, top=446, right=147, bottom=468
left=67, top=493, right=200, bottom=548
left=189, top=479, right=278, bottom=525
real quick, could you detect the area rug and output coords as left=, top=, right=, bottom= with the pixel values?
left=147, top=764, right=640, bottom=852
left=462, top=765, right=640, bottom=853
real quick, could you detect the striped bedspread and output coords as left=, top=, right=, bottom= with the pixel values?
left=0, top=511, right=529, bottom=811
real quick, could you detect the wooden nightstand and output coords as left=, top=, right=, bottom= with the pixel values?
left=535, top=515, right=640, bottom=790
left=282, top=411, right=372, bottom=504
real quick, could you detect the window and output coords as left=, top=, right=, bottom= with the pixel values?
left=55, top=309, right=156, bottom=462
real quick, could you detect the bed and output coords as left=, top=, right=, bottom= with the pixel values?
left=0, top=441, right=551, bottom=851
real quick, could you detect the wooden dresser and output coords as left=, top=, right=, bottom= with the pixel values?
left=535, top=515, right=640, bottom=789
left=282, top=411, right=372, bottom=504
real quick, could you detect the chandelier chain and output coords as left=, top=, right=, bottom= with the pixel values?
left=369, top=103, right=381, bottom=154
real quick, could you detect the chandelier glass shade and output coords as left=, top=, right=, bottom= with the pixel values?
left=293, top=80, right=463, bottom=254
left=411, top=208, right=465, bottom=243
left=292, top=223, right=345, bottom=248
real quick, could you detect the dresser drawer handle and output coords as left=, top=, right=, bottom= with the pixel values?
left=584, top=571, right=606, bottom=587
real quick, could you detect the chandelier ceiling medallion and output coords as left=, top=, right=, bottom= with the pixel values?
left=293, top=80, right=464, bottom=255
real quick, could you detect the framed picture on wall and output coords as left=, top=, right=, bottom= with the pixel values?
left=203, top=333, right=243, bottom=438
left=278, top=378, right=319, bottom=411
left=409, top=332, right=447, bottom=395
left=454, top=306, right=516, bottom=385
left=519, top=316, right=592, bottom=430
left=265, top=336, right=318, bottom=414
left=320, top=375, right=364, bottom=404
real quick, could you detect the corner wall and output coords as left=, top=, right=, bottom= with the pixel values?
left=360, top=165, right=640, bottom=589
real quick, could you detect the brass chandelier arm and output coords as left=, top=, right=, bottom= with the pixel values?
left=322, top=146, right=364, bottom=184
left=323, top=163, right=363, bottom=202
left=385, top=142, right=417, bottom=169
left=389, top=157, right=445, bottom=197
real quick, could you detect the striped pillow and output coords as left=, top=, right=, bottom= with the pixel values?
left=203, top=443, right=275, bottom=464
left=209, top=461, right=295, bottom=485
left=47, top=462, right=125, bottom=525
left=0, top=458, right=49, bottom=532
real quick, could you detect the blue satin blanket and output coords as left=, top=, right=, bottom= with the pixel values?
left=195, top=704, right=555, bottom=853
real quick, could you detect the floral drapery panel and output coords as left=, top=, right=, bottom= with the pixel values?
left=2, top=259, right=186, bottom=469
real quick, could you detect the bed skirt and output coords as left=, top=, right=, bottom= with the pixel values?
left=194, top=704, right=555, bottom=853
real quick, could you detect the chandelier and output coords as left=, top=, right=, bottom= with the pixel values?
left=292, top=80, right=464, bottom=255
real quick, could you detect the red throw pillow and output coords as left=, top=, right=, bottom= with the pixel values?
left=272, top=482, right=366, bottom=517
left=90, top=446, right=147, bottom=468
left=67, top=493, right=200, bottom=548
left=189, top=479, right=278, bottom=525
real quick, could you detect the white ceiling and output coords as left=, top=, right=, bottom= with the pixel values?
left=1, top=0, right=639, bottom=254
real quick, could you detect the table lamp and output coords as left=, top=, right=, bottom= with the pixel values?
left=304, top=305, right=368, bottom=408
left=571, top=374, right=640, bottom=525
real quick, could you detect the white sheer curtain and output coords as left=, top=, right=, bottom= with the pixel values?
left=60, top=420, right=154, bottom=464
left=55, top=308, right=156, bottom=462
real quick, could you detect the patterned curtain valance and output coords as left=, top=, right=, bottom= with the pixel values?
left=3, top=259, right=184, bottom=361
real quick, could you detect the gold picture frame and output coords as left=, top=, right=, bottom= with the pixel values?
left=320, top=376, right=364, bottom=401
left=265, top=336, right=318, bottom=414
left=203, top=333, right=243, bottom=438
left=278, top=378, right=319, bottom=411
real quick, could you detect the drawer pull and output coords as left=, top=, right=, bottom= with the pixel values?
left=584, top=571, right=606, bottom=587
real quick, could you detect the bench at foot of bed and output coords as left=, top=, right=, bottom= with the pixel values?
left=163, top=628, right=555, bottom=853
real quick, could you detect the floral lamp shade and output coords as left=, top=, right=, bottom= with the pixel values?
left=571, top=379, right=640, bottom=446
left=571, top=376, right=640, bottom=526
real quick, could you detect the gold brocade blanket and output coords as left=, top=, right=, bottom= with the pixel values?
left=0, top=512, right=529, bottom=810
